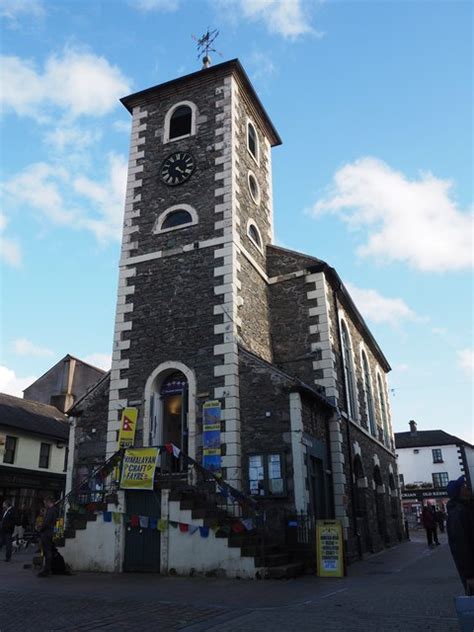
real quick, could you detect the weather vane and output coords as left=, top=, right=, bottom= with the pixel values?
left=192, top=28, right=222, bottom=69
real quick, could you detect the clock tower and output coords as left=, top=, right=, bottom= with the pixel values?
left=107, top=60, right=281, bottom=490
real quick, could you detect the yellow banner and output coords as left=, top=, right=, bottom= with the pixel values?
left=316, top=519, right=344, bottom=578
left=120, top=448, right=158, bottom=490
left=118, top=407, right=138, bottom=448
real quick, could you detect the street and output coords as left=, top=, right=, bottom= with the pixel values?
left=0, top=531, right=464, bottom=631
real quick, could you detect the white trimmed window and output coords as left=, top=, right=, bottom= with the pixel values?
left=247, top=120, right=259, bottom=164
left=154, top=204, right=198, bottom=234
left=340, top=319, right=358, bottom=421
left=377, top=373, right=390, bottom=446
left=361, top=349, right=376, bottom=436
left=164, top=101, right=197, bottom=143
left=247, top=171, right=260, bottom=204
left=247, top=220, right=263, bottom=253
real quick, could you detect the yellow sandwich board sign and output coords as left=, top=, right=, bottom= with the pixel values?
left=316, top=519, right=344, bottom=577
left=120, top=448, right=158, bottom=490
left=118, top=407, right=138, bottom=448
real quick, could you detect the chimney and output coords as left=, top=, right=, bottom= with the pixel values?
left=409, top=420, right=417, bottom=435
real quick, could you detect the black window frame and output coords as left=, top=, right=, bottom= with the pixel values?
left=3, top=436, right=17, bottom=464
left=247, top=121, right=258, bottom=161
left=39, top=442, right=51, bottom=469
left=432, top=448, right=443, bottom=463
left=432, top=472, right=449, bottom=488
left=248, top=452, right=286, bottom=498
left=169, top=105, right=192, bottom=140
left=161, top=209, right=193, bottom=230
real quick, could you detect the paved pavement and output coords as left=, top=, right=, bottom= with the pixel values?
left=0, top=530, right=465, bottom=631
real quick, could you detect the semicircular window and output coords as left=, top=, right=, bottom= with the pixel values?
left=248, top=223, right=261, bottom=247
left=169, top=105, right=192, bottom=139
left=161, top=210, right=193, bottom=230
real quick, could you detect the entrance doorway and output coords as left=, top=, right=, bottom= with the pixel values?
left=123, top=491, right=161, bottom=572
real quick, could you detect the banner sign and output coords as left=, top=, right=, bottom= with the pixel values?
left=118, top=407, right=138, bottom=448
left=316, top=519, right=344, bottom=578
left=120, top=448, right=158, bottom=490
left=202, top=400, right=221, bottom=472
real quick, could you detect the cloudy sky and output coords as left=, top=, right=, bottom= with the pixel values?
left=0, top=0, right=472, bottom=442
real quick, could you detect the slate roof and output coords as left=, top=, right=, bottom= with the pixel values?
left=0, top=393, right=69, bottom=441
left=395, top=430, right=472, bottom=449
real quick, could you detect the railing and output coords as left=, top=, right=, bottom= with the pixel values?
left=285, top=511, right=315, bottom=546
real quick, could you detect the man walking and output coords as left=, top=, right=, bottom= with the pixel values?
left=0, top=499, right=17, bottom=562
left=446, top=476, right=474, bottom=595
left=38, top=496, right=58, bottom=578
left=421, top=504, right=440, bottom=547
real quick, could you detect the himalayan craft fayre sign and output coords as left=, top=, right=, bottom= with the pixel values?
left=316, top=519, right=344, bottom=578
left=202, top=400, right=221, bottom=472
left=118, top=407, right=138, bottom=448
left=120, top=448, right=158, bottom=490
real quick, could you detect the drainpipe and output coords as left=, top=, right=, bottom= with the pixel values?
left=333, top=284, right=363, bottom=561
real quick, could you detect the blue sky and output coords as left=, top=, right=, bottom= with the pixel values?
left=0, top=0, right=472, bottom=443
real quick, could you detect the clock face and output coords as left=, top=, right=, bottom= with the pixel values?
left=160, top=152, right=195, bottom=186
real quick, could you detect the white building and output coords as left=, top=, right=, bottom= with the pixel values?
left=395, top=420, right=474, bottom=521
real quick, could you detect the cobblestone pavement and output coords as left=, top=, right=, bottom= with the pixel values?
left=0, top=531, right=464, bottom=631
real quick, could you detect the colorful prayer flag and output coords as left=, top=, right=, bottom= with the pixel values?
left=139, top=516, right=149, bottom=528
left=112, top=512, right=122, bottom=525
left=199, top=526, right=209, bottom=538
left=158, top=519, right=168, bottom=531
left=103, top=511, right=112, bottom=522
left=179, top=523, right=189, bottom=533
left=188, top=525, right=199, bottom=535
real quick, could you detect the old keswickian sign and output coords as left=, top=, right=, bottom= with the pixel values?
left=316, top=519, right=344, bottom=578
left=120, top=448, right=158, bottom=490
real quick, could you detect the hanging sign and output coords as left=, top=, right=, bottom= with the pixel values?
left=316, top=519, right=344, bottom=578
left=120, top=447, right=158, bottom=490
left=118, top=407, right=138, bottom=448
left=202, top=400, right=221, bottom=472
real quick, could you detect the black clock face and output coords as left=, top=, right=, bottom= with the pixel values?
left=160, top=152, right=195, bottom=186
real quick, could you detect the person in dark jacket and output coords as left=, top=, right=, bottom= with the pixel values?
left=446, top=476, right=474, bottom=594
left=0, top=499, right=17, bottom=561
left=421, top=504, right=440, bottom=546
left=38, top=496, right=58, bottom=578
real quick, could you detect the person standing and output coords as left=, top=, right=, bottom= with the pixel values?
left=446, top=476, right=474, bottom=595
left=37, top=496, right=58, bottom=578
left=421, top=504, right=440, bottom=547
left=0, top=499, right=17, bottom=561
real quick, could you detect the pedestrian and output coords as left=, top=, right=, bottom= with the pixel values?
left=37, top=496, right=58, bottom=578
left=421, top=504, right=440, bottom=547
left=0, top=499, right=17, bottom=562
left=435, top=508, right=446, bottom=533
left=446, top=476, right=474, bottom=595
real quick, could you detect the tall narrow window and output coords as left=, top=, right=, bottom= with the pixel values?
left=247, top=121, right=258, bottom=162
left=362, top=351, right=376, bottom=436
left=377, top=374, right=389, bottom=445
left=39, top=443, right=51, bottom=469
left=3, top=436, right=17, bottom=464
left=341, top=321, right=357, bottom=420
left=169, top=105, right=192, bottom=139
left=432, top=448, right=443, bottom=463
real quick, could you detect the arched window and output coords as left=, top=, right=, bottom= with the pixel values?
left=377, top=373, right=390, bottom=446
left=247, top=221, right=262, bottom=251
left=169, top=105, right=192, bottom=139
left=154, top=204, right=198, bottom=234
left=248, top=171, right=260, bottom=204
left=163, top=101, right=197, bottom=143
left=162, top=210, right=192, bottom=229
left=341, top=320, right=358, bottom=421
left=247, top=121, right=259, bottom=162
left=361, top=350, right=376, bottom=436
left=160, top=372, right=188, bottom=471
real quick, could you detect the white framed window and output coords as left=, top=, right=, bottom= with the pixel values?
left=247, top=119, right=259, bottom=164
left=153, top=204, right=198, bottom=234
left=247, top=220, right=263, bottom=253
left=247, top=171, right=260, bottom=205
left=163, top=101, right=198, bottom=144
left=377, top=372, right=390, bottom=446
left=361, top=348, right=376, bottom=436
left=340, top=319, right=358, bottom=422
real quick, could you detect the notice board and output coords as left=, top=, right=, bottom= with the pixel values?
left=316, top=519, right=344, bottom=577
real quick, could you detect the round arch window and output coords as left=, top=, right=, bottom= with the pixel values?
left=169, top=105, right=192, bottom=139
left=248, top=223, right=261, bottom=248
left=161, top=209, right=193, bottom=230
left=248, top=172, right=260, bottom=204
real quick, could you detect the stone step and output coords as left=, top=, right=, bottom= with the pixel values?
left=64, top=528, right=76, bottom=539
left=265, top=562, right=305, bottom=579
left=255, top=553, right=290, bottom=567
left=240, top=544, right=281, bottom=557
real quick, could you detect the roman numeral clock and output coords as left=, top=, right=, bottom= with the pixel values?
left=160, top=152, right=195, bottom=186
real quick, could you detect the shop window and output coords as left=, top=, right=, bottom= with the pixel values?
left=432, top=472, right=449, bottom=488
left=432, top=448, right=443, bottom=463
left=39, top=443, right=51, bottom=469
left=3, top=436, right=17, bottom=464
left=248, top=453, right=285, bottom=497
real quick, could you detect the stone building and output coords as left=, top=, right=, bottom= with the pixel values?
left=64, top=59, right=402, bottom=576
